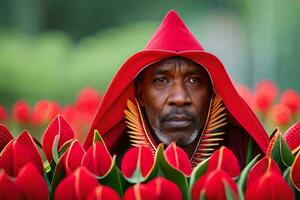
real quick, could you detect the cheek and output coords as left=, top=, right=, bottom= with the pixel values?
left=190, top=89, right=211, bottom=114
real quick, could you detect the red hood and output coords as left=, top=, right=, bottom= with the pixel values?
left=83, top=10, right=269, bottom=153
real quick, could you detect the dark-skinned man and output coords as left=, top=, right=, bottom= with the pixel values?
left=84, top=10, right=269, bottom=168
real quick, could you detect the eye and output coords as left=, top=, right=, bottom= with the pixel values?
left=186, top=77, right=201, bottom=85
left=153, top=77, right=169, bottom=88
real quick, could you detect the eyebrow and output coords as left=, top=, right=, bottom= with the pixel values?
left=154, top=67, right=202, bottom=75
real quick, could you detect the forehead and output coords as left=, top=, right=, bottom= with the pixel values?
left=143, top=57, right=209, bottom=77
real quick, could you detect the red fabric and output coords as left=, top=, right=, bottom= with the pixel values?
left=84, top=10, right=269, bottom=154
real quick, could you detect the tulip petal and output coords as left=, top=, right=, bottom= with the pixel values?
left=165, top=142, right=192, bottom=176
left=285, top=121, right=300, bottom=154
left=191, top=170, right=238, bottom=200
left=55, top=167, right=99, bottom=200
left=42, top=114, right=75, bottom=162
left=0, top=124, right=13, bottom=152
left=246, top=172, right=294, bottom=200
left=0, top=170, right=21, bottom=200
left=146, top=177, right=182, bottom=200
left=246, top=156, right=281, bottom=188
left=123, top=183, right=157, bottom=200
left=147, top=144, right=189, bottom=200
left=16, top=163, right=49, bottom=200
left=206, top=146, right=240, bottom=177
left=121, top=146, right=154, bottom=181
left=82, top=142, right=112, bottom=177
left=87, top=185, right=121, bottom=200
left=64, top=140, right=85, bottom=174
left=290, top=150, right=300, bottom=191
left=0, top=131, right=44, bottom=177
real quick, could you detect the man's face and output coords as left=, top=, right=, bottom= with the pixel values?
left=137, top=58, right=212, bottom=146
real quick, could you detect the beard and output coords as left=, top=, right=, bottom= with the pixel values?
left=152, top=127, right=199, bottom=145
left=145, top=106, right=204, bottom=146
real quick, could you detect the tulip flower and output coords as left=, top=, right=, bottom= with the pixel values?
left=146, top=177, right=182, bottom=200
left=284, top=121, right=300, bottom=154
left=290, top=150, right=300, bottom=191
left=121, top=146, right=154, bottom=181
left=191, top=170, right=239, bottom=200
left=55, top=167, right=99, bottom=200
left=253, top=80, right=278, bottom=113
left=123, top=183, right=157, bottom=200
left=64, top=140, right=85, bottom=174
left=281, top=89, right=300, bottom=114
left=87, top=185, right=121, bottom=200
left=0, top=130, right=43, bottom=177
left=0, top=104, right=7, bottom=122
left=269, top=103, right=292, bottom=126
left=32, top=100, right=61, bottom=125
left=82, top=142, right=113, bottom=177
left=42, top=114, right=75, bottom=162
left=245, top=157, right=294, bottom=200
left=16, top=163, right=49, bottom=200
left=206, top=146, right=240, bottom=177
left=0, top=124, right=14, bottom=152
left=12, top=100, right=31, bottom=124
left=0, top=170, right=21, bottom=200
left=164, top=142, right=192, bottom=176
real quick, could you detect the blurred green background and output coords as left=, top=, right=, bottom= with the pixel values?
left=0, top=0, right=299, bottom=107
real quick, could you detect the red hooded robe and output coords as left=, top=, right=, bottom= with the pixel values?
left=84, top=10, right=270, bottom=166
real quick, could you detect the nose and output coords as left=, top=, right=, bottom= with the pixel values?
left=168, top=81, right=191, bottom=106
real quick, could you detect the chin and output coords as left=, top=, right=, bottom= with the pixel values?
left=154, top=129, right=199, bottom=146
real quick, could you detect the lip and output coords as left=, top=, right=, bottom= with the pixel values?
left=164, top=119, right=192, bottom=128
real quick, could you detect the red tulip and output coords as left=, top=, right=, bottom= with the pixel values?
left=269, top=103, right=292, bottom=126
left=290, top=149, right=300, bottom=191
left=164, top=142, right=192, bottom=176
left=146, top=177, right=182, bottom=200
left=123, top=183, right=157, bottom=200
left=245, top=171, right=294, bottom=200
left=16, top=163, right=49, bottom=200
left=121, top=146, right=154, bottom=179
left=246, top=157, right=281, bottom=187
left=32, top=100, right=61, bottom=125
left=12, top=100, right=31, bottom=124
left=82, top=142, right=113, bottom=177
left=0, top=130, right=43, bottom=177
left=42, top=114, right=75, bottom=162
left=64, top=140, right=85, bottom=174
left=55, top=167, right=99, bottom=200
left=87, top=185, right=121, bottom=200
left=284, top=121, right=300, bottom=154
left=281, top=89, right=300, bottom=114
left=0, top=124, right=14, bottom=152
left=75, top=87, right=102, bottom=123
left=253, top=80, right=278, bottom=113
left=207, top=146, right=240, bottom=177
left=191, top=170, right=239, bottom=200
left=0, top=104, right=7, bottom=122
left=0, top=170, right=21, bottom=200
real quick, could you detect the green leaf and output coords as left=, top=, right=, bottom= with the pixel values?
left=224, top=181, right=235, bottom=200
left=188, top=157, right=209, bottom=197
left=200, top=190, right=206, bottom=200
left=93, top=130, right=105, bottom=145
left=246, top=138, right=254, bottom=165
left=269, top=134, right=281, bottom=164
left=123, top=165, right=145, bottom=184
left=98, top=155, right=129, bottom=196
left=280, top=136, right=295, bottom=167
left=58, top=139, right=74, bottom=157
left=52, top=135, right=60, bottom=164
left=50, top=155, right=67, bottom=195
left=237, top=154, right=260, bottom=194
left=44, top=160, right=51, bottom=173
left=150, top=144, right=189, bottom=200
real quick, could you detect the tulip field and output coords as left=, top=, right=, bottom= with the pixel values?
left=0, top=80, right=300, bottom=199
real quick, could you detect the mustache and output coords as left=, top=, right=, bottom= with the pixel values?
left=160, top=107, right=196, bottom=122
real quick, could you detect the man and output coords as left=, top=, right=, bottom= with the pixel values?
left=84, top=10, right=269, bottom=167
